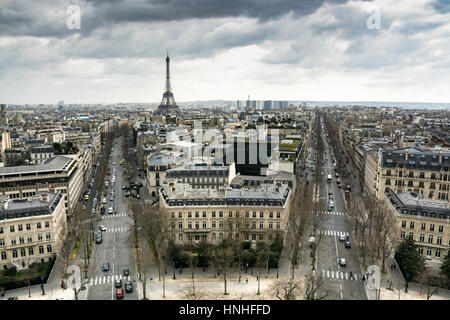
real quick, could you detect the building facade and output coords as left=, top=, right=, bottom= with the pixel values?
left=0, top=192, right=67, bottom=270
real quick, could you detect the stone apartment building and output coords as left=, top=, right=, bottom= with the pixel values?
left=0, top=191, right=67, bottom=270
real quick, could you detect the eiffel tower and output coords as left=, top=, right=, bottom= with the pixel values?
left=155, top=52, right=180, bottom=115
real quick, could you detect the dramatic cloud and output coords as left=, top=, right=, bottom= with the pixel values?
left=0, top=0, right=449, bottom=103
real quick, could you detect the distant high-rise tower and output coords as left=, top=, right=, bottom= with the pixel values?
left=0, top=104, right=8, bottom=126
left=156, top=52, right=180, bottom=115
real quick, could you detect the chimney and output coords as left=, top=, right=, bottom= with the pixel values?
left=41, top=194, right=49, bottom=202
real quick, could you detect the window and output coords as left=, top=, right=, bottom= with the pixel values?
left=19, top=237, right=24, bottom=244
left=436, top=249, right=441, bottom=258
left=439, top=225, right=444, bottom=232
left=203, top=211, right=206, bottom=218
left=229, top=211, right=232, bottom=217
left=421, top=223, right=426, bottom=230
left=178, top=222, right=183, bottom=229
left=428, top=235, right=433, bottom=244
left=47, top=245, right=52, bottom=253
left=269, top=222, right=273, bottom=229
left=252, top=212, right=256, bottom=218
left=212, top=211, right=216, bottom=218
left=426, top=248, right=432, bottom=257
left=37, top=222, right=41, bottom=229
left=171, top=212, right=175, bottom=218
left=418, top=247, right=423, bottom=254
left=212, top=221, right=216, bottom=229
left=219, top=221, right=223, bottom=228
left=245, top=212, right=249, bottom=217
left=430, top=224, right=434, bottom=231
left=39, top=246, right=44, bottom=254
left=260, top=212, right=264, bottom=218
left=188, top=212, right=192, bottom=218
left=12, top=249, right=18, bottom=258
left=259, top=221, right=264, bottom=229
left=212, top=233, right=216, bottom=241
left=10, top=226, right=15, bottom=233
left=410, top=222, right=415, bottom=229
left=236, top=212, right=240, bottom=218
left=38, top=234, right=43, bottom=241
left=26, top=224, right=31, bottom=230
left=178, top=212, right=182, bottom=218
left=1, top=251, right=6, bottom=260
left=20, top=248, right=26, bottom=257
left=437, top=236, right=442, bottom=245
left=195, top=222, right=199, bottom=230
left=252, top=222, right=256, bottom=229
left=419, top=234, right=424, bottom=242
left=188, top=222, right=192, bottom=229
left=219, top=233, right=223, bottom=241
left=202, top=221, right=206, bottom=229
left=269, top=212, right=273, bottom=218
left=178, top=234, right=183, bottom=241
left=219, top=211, right=223, bottom=218
left=195, top=212, right=199, bottom=218
left=0, top=238, right=4, bottom=246
left=11, top=237, right=16, bottom=245
left=252, top=234, right=256, bottom=241
left=0, top=227, right=3, bottom=234
left=277, top=212, right=281, bottom=218
left=276, top=222, right=280, bottom=229
left=409, top=232, right=414, bottom=239
left=170, top=222, right=175, bottom=230
left=18, top=224, right=23, bottom=231
left=28, top=236, right=32, bottom=243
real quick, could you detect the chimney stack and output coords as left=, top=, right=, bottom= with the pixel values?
left=41, top=194, right=49, bottom=202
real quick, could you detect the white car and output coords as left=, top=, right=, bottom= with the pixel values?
left=339, top=234, right=346, bottom=242
left=99, top=225, right=107, bottom=232
left=108, top=207, right=113, bottom=214
left=102, top=198, right=107, bottom=204
left=339, top=258, right=347, bottom=267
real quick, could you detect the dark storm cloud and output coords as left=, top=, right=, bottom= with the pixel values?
left=0, top=0, right=357, bottom=38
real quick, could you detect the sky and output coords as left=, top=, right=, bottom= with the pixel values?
left=1, top=0, right=450, bottom=104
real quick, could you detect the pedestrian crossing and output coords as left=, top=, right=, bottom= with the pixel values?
left=102, top=213, right=128, bottom=220
left=317, top=229, right=349, bottom=237
left=89, top=274, right=131, bottom=286
left=321, top=211, right=347, bottom=216
left=107, top=227, right=129, bottom=233
left=321, top=270, right=359, bottom=281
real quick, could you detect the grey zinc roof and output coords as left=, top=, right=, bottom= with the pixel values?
left=0, top=155, right=74, bottom=175
left=147, top=153, right=175, bottom=167
left=0, top=192, right=63, bottom=221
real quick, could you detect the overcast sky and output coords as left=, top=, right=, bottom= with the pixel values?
left=1, top=0, right=449, bottom=104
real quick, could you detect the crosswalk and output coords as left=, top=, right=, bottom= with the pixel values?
left=321, top=211, right=347, bottom=216
left=107, top=227, right=129, bottom=233
left=102, top=213, right=128, bottom=220
left=321, top=270, right=359, bottom=281
left=89, top=274, right=131, bottom=286
left=317, top=229, right=349, bottom=237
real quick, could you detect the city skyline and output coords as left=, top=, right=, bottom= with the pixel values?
left=1, top=0, right=450, bottom=104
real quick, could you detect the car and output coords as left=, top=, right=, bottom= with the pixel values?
left=327, top=206, right=333, bottom=211
left=123, top=269, right=130, bottom=276
left=115, top=279, right=122, bottom=288
left=116, top=289, right=124, bottom=299
left=339, top=234, right=346, bottom=242
left=328, top=191, right=332, bottom=196
left=339, top=258, right=347, bottom=267
left=91, top=207, right=96, bottom=214
left=108, top=207, right=113, bottom=214
left=102, top=262, right=109, bottom=271
left=335, top=173, right=339, bottom=178
left=338, top=183, right=342, bottom=188
left=99, top=225, right=107, bottom=232
left=102, top=198, right=107, bottom=204
left=329, top=194, right=333, bottom=200
left=124, top=281, right=133, bottom=293
left=96, top=235, right=102, bottom=244
left=100, top=207, right=105, bottom=215
left=345, top=241, right=351, bottom=248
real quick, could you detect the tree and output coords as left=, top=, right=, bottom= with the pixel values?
left=441, top=250, right=450, bottom=279
left=271, top=278, right=302, bottom=300
left=212, top=239, right=236, bottom=295
left=303, top=271, right=328, bottom=300
left=394, top=236, right=426, bottom=284
left=417, top=272, right=441, bottom=300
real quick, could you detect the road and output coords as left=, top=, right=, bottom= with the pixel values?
left=86, top=135, right=138, bottom=300
left=315, top=116, right=367, bottom=300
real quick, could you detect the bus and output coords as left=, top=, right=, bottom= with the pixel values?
left=327, top=174, right=332, bottom=183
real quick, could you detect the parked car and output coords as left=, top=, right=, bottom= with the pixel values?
left=115, top=279, right=122, bottom=288
left=99, top=225, right=107, bottom=232
left=339, top=234, right=346, bottom=242
left=102, top=198, right=107, bottom=204
left=102, top=262, right=110, bottom=271
left=108, top=207, right=113, bottom=214
left=123, top=269, right=129, bottom=276
left=116, top=289, right=124, bottom=299
left=339, top=258, right=346, bottom=267
left=100, top=207, right=106, bottom=215
left=95, top=234, right=102, bottom=244
left=345, top=241, right=351, bottom=248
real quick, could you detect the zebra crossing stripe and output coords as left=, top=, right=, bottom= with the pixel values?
left=341, top=272, right=344, bottom=279
left=327, top=270, right=330, bottom=278
left=331, top=271, right=334, bottom=278
left=345, top=272, right=348, bottom=280
left=354, top=274, right=358, bottom=281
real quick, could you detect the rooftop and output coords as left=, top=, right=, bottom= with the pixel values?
left=0, top=155, right=75, bottom=176
left=0, top=192, right=63, bottom=221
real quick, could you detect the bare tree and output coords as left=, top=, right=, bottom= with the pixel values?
left=303, top=271, right=328, bottom=300
left=417, top=272, right=442, bottom=300
left=178, top=282, right=209, bottom=300
left=270, top=278, right=303, bottom=300
left=212, top=239, right=236, bottom=295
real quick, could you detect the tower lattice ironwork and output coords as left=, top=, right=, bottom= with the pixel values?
left=156, top=52, right=180, bottom=115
